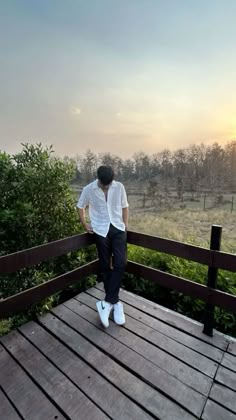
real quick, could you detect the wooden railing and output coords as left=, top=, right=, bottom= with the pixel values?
left=0, top=233, right=98, bottom=317
left=0, top=226, right=236, bottom=336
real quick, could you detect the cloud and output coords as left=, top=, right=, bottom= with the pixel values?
left=71, top=106, right=81, bottom=115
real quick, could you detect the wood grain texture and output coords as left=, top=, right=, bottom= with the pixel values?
left=76, top=291, right=213, bottom=395
left=40, top=311, right=196, bottom=420
left=0, top=233, right=95, bottom=273
left=228, top=342, right=236, bottom=356
left=210, top=383, right=236, bottom=413
left=1, top=330, right=108, bottom=420
left=89, top=285, right=222, bottom=366
left=1, top=281, right=235, bottom=420
left=19, top=321, right=153, bottom=420
left=52, top=301, right=206, bottom=417
left=0, top=344, right=64, bottom=420
left=222, top=352, right=236, bottom=373
left=202, top=400, right=236, bottom=420
left=0, top=260, right=99, bottom=318
left=0, top=389, right=21, bottom=420
left=94, top=284, right=227, bottom=350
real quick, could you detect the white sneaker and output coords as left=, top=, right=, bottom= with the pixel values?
left=96, top=300, right=113, bottom=328
left=113, top=302, right=125, bottom=326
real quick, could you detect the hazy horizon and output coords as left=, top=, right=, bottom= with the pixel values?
left=1, top=1, right=236, bottom=158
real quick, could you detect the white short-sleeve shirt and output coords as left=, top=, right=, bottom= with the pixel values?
left=77, top=180, right=129, bottom=237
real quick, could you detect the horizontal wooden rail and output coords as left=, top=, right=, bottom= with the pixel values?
left=0, top=233, right=96, bottom=274
left=126, top=261, right=236, bottom=313
left=127, top=231, right=236, bottom=272
left=127, top=231, right=211, bottom=265
left=213, top=250, right=236, bottom=272
left=2, top=231, right=235, bottom=275
left=0, top=260, right=99, bottom=319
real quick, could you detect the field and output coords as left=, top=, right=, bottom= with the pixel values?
left=72, top=183, right=236, bottom=253
left=128, top=209, right=236, bottom=253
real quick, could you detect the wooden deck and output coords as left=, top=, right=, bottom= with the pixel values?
left=0, top=283, right=236, bottom=420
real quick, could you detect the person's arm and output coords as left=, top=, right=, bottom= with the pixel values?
left=77, top=208, right=93, bottom=234
left=121, top=184, right=129, bottom=229
left=122, top=207, right=129, bottom=229
left=77, top=187, right=93, bottom=234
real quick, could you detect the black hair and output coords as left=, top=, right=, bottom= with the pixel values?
left=97, top=165, right=114, bottom=185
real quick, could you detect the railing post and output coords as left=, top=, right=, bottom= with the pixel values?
left=203, top=225, right=222, bottom=336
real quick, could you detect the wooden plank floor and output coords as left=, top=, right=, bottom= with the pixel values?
left=0, top=284, right=236, bottom=420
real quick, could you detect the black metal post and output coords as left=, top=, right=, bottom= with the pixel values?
left=203, top=225, right=222, bottom=336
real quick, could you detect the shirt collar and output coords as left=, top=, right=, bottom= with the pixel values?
left=93, top=179, right=116, bottom=189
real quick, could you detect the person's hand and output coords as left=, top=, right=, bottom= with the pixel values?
left=84, top=223, right=94, bottom=234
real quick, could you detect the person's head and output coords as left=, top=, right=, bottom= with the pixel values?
left=97, top=165, right=114, bottom=187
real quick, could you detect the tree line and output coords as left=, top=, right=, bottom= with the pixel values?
left=68, top=140, right=236, bottom=194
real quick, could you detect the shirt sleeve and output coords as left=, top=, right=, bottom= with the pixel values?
left=121, top=184, right=129, bottom=208
left=77, top=187, right=89, bottom=209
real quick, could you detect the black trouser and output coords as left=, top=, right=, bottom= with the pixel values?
left=95, top=224, right=127, bottom=304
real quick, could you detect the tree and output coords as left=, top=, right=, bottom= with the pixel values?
left=158, top=149, right=172, bottom=184
left=225, top=140, right=236, bottom=192
left=150, top=154, right=161, bottom=177
left=147, top=179, right=158, bottom=206
left=176, top=177, right=184, bottom=200
left=173, top=149, right=187, bottom=178
left=120, top=159, right=134, bottom=180
left=185, top=144, right=206, bottom=194
left=133, top=152, right=151, bottom=179
left=1, top=143, right=81, bottom=254
left=99, top=153, right=123, bottom=178
left=203, top=143, right=226, bottom=192
left=0, top=143, right=93, bottom=302
left=79, top=149, right=98, bottom=183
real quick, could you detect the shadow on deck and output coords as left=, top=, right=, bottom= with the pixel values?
left=1, top=283, right=236, bottom=420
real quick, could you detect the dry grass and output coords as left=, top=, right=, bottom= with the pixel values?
left=129, top=209, right=236, bottom=253
left=72, top=183, right=236, bottom=253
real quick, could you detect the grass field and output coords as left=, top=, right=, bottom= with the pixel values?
left=129, top=209, right=236, bottom=252
left=72, top=183, right=236, bottom=253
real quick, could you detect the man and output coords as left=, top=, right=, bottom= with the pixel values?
left=77, top=165, right=129, bottom=328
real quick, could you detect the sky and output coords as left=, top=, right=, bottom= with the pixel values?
left=0, top=0, right=236, bottom=158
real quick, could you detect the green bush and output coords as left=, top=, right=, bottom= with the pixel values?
left=0, top=144, right=96, bottom=336
left=124, top=245, right=236, bottom=337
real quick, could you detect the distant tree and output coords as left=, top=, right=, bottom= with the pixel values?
left=80, top=149, right=98, bottom=183
left=99, top=153, right=122, bottom=178
left=133, top=152, right=151, bottom=179
left=203, top=143, right=226, bottom=192
left=225, top=140, right=236, bottom=192
left=67, top=140, right=236, bottom=192
left=150, top=153, right=161, bottom=177
left=173, top=149, right=187, bottom=178
left=147, top=179, right=158, bottom=206
left=176, top=177, right=184, bottom=200
left=158, top=149, right=172, bottom=184
left=121, top=159, right=134, bottom=180
left=186, top=144, right=206, bottom=193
